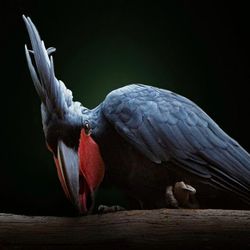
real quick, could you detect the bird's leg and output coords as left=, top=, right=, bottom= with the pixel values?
left=97, top=205, right=125, bottom=214
left=165, top=181, right=199, bottom=208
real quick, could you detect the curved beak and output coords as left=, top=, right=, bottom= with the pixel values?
left=55, top=140, right=92, bottom=214
left=51, top=130, right=104, bottom=215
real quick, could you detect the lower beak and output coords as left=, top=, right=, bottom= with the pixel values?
left=56, top=140, right=90, bottom=214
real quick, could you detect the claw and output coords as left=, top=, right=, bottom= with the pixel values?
left=175, top=181, right=196, bottom=194
left=166, top=181, right=199, bottom=208
left=98, top=205, right=125, bottom=214
left=173, top=181, right=197, bottom=207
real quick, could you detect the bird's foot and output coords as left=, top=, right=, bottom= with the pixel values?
left=97, top=205, right=126, bottom=214
left=166, top=181, right=199, bottom=208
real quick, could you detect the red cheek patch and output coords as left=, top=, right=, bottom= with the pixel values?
left=78, top=129, right=105, bottom=192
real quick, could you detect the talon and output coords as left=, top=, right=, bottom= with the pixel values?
left=184, top=184, right=196, bottom=194
left=98, top=205, right=125, bottom=214
left=175, top=181, right=196, bottom=195
left=173, top=181, right=198, bottom=208
left=166, top=181, right=199, bottom=208
left=98, top=205, right=106, bottom=213
left=114, top=205, right=125, bottom=212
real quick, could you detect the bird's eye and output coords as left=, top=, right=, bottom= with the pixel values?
left=83, top=121, right=92, bottom=135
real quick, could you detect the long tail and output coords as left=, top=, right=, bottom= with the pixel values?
left=23, top=15, right=74, bottom=119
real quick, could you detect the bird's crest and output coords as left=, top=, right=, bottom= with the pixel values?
left=23, top=15, right=79, bottom=120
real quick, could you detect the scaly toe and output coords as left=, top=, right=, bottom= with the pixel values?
left=98, top=205, right=125, bottom=214
left=165, top=186, right=179, bottom=208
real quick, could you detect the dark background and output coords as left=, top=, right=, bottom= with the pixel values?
left=1, top=1, right=250, bottom=215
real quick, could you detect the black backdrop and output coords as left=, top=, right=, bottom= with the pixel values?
left=1, top=1, right=250, bottom=215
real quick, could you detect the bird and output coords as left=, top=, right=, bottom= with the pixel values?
left=23, top=15, right=250, bottom=214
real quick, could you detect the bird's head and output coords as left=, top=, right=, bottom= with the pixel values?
left=46, top=119, right=105, bottom=215
left=23, top=15, right=104, bottom=215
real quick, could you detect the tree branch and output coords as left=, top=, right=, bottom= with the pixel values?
left=0, top=209, right=250, bottom=250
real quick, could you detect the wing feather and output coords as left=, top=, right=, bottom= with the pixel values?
left=102, top=84, right=250, bottom=203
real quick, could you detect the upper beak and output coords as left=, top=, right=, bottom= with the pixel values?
left=52, top=129, right=105, bottom=215
left=57, top=140, right=79, bottom=210
left=56, top=140, right=86, bottom=214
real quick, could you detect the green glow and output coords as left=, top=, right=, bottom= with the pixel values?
left=63, top=35, right=175, bottom=108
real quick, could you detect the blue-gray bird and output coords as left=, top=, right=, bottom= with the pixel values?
left=23, top=15, right=250, bottom=214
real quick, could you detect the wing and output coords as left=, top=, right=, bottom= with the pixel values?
left=102, top=84, right=250, bottom=203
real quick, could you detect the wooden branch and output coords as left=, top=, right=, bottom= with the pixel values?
left=0, top=209, right=250, bottom=250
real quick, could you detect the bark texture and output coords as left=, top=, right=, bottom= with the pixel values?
left=0, top=209, right=250, bottom=250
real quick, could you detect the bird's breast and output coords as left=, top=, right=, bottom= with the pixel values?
left=93, top=124, right=175, bottom=208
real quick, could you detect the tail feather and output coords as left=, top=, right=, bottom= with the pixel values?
left=23, top=15, right=72, bottom=118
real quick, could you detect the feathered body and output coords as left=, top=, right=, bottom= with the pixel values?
left=91, top=85, right=250, bottom=209
left=23, top=16, right=250, bottom=213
